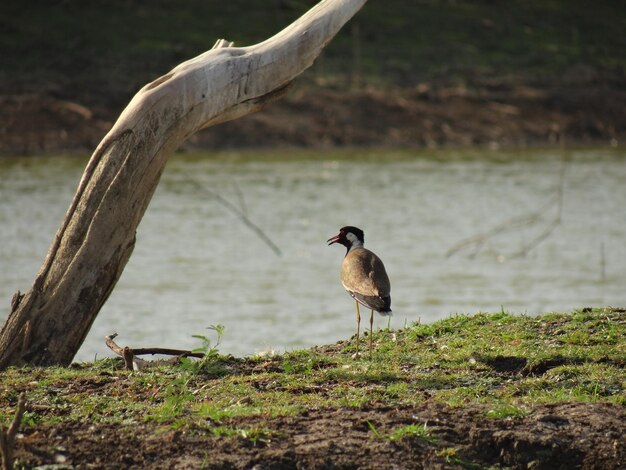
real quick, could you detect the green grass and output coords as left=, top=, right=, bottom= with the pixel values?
left=388, top=423, right=435, bottom=442
left=1, top=0, right=624, bottom=103
left=1, top=308, right=624, bottom=440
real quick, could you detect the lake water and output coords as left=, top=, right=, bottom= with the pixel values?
left=0, top=148, right=624, bottom=362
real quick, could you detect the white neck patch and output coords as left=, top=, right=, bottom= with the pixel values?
left=346, top=232, right=363, bottom=251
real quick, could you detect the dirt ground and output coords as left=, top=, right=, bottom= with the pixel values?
left=1, top=77, right=624, bottom=156
left=14, top=388, right=625, bottom=469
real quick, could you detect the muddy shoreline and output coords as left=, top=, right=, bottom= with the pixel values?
left=2, top=79, right=624, bottom=156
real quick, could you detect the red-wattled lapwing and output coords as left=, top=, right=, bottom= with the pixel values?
left=327, top=226, right=391, bottom=355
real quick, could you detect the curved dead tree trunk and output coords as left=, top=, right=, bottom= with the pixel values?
left=0, top=0, right=367, bottom=369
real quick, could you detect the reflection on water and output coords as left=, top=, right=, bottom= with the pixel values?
left=0, top=148, right=624, bottom=361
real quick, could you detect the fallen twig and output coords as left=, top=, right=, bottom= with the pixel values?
left=105, top=333, right=204, bottom=371
left=0, top=393, right=26, bottom=470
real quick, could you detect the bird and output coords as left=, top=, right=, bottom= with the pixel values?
left=327, top=226, right=391, bottom=355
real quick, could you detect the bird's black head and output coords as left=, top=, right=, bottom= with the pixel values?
left=327, top=226, right=365, bottom=251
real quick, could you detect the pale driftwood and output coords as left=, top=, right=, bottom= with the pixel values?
left=0, top=0, right=367, bottom=369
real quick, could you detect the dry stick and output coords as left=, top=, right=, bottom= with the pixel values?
left=105, top=334, right=204, bottom=370
left=445, top=198, right=558, bottom=258
left=182, top=178, right=282, bottom=256
left=122, top=346, right=136, bottom=371
left=130, top=347, right=205, bottom=358
left=232, top=180, right=249, bottom=218
left=446, top=154, right=568, bottom=259
left=105, top=334, right=140, bottom=370
left=512, top=217, right=561, bottom=258
left=512, top=153, right=566, bottom=258
left=0, top=393, right=26, bottom=470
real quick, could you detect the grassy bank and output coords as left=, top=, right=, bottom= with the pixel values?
left=2, top=0, right=625, bottom=100
left=1, top=308, right=624, bottom=468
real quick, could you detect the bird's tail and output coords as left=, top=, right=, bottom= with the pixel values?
left=351, top=292, right=392, bottom=315
left=378, top=295, right=392, bottom=316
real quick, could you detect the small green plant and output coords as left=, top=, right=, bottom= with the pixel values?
left=368, top=421, right=436, bottom=443
left=388, top=423, right=434, bottom=442
left=486, top=404, right=528, bottom=419
left=148, top=325, right=225, bottom=423
left=149, top=373, right=194, bottom=423
left=366, top=420, right=383, bottom=439
left=437, top=447, right=483, bottom=469
left=188, top=324, right=226, bottom=374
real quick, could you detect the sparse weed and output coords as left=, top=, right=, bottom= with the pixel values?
left=486, top=404, right=528, bottom=419
left=388, top=423, right=435, bottom=442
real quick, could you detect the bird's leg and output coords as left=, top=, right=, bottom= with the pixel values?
left=369, top=309, right=374, bottom=355
left=355, top=300, right=361, bottom=355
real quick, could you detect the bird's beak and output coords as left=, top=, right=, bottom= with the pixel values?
left=327, top=233, right=341, bottom=245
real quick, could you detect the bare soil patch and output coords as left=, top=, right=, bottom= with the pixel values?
left=14, top=388, right=625, bottom=469
left=2, top=79, right=624, bottom=156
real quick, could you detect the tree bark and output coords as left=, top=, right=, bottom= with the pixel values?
left=0, top=0, right=367, bottom=369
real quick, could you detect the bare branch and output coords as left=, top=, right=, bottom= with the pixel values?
left=183, top=177, right=282, bottom=256
left=0, top=393, right=26, bottom=470
left=105, top=334, right=205, bottom=371
left=446, top=154, right=568, bottom=259
left=511, top=153, right=566, bottom=258
left=232, top=181, right=249, bottom=218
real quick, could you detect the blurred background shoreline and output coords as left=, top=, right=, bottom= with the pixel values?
left=1, top=0, right=624, bottom=156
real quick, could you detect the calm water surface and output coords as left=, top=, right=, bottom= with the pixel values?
left=0, top=148, right=624, bottom=361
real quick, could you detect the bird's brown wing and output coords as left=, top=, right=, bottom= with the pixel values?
left=349, top=291, right=392, bottom=313
left=340, top=248, right=391, bottom=297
